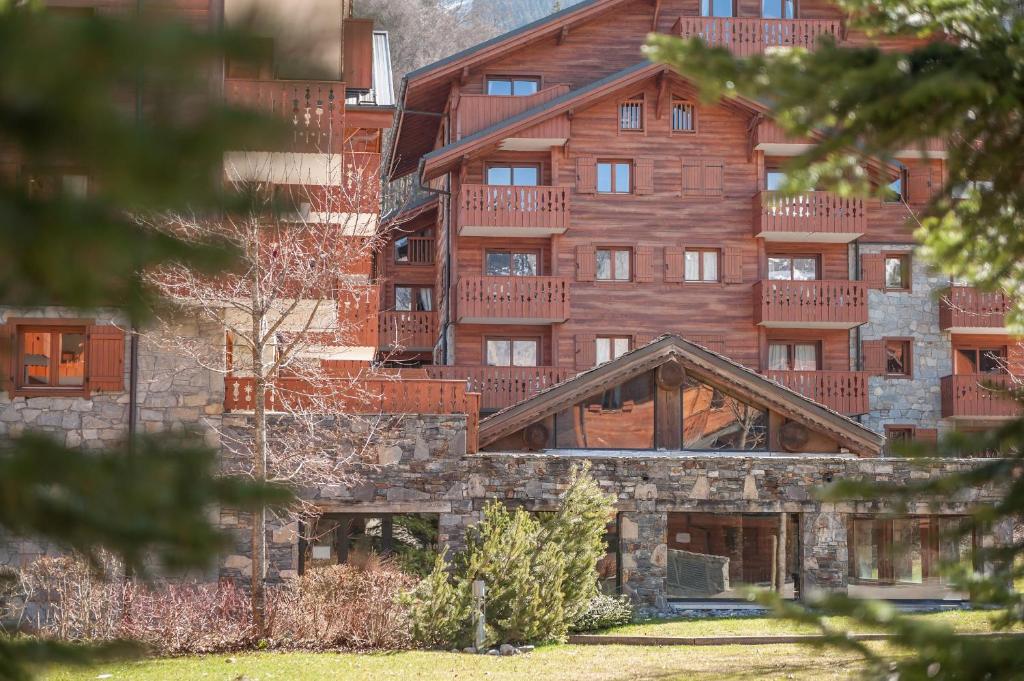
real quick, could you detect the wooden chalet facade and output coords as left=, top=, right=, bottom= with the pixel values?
left=381, top=0, right=1021, bottom=435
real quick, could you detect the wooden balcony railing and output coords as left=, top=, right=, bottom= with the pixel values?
left=338, top=285, right=380, bottom=347
left=766, top=370, right=869, bottom=415
left=754, top=280, right=868, bottom=327
left=223, top=376, right=480, bottom=451
left=402, top=236, right=434, bottom=264
left=378, top=311, right=437, bottom=351
left=939, top=286, right=1011, bottom=331
left=941, top=374, right=1021, bottom=419
left=456, top=276, right=571, bottom=323
left=674, top=16, right=842, bottom=55
left=754, top=191, right=866, bottom=239
left=224, top=78, right=345, bottom=152
left=458, top=184, right=570, bottom=235
left=426, top=365, right=573, bottom=411
left=456, top=84, right=570, bottom=139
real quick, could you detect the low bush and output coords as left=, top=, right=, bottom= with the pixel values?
left=570, top=594, right=634, bottom=633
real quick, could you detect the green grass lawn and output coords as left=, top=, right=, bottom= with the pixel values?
left=44, top=644, right=870, bottom=681
left=601, top=608, right=1006, bottom=638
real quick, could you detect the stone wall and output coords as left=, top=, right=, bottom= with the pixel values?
left=858, top=244, right=953, bottom=437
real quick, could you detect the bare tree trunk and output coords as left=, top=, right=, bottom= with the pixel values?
left=250, top=333, right=268, bottom=633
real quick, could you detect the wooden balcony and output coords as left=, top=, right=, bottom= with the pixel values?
left=458, top=184, right=570, bottom=236
left=766, top=370, right=869, bottom=415
left=223, top=376, right=480, bottom=451
left=456, top=84, right=570, bottom=140
left=401, top=236, right=434, bottom=265
left=224, top=78, right=345, bottom=152
left=941, top=374, right=1021, bottom=419
left=753, top=191, right=866, bottom=242
left=939, top=286, right=1012, bottom=333
left=754, top=280, right=868, bottom=328
left=426, top=365, right=573, bottom=412
left=456, top=276, right=571, bottom=324
left=673, top=16, right=843, bottom=56
left=378, top=311, right=437, bottom=352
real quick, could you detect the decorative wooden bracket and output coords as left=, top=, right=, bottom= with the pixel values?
left=460, top=66, right=470, bottom=85
left=558, top=25, right=569, bottom=45
left=746, top=113, right=764, bottom=162
left=655, top=71, right=670, bottom=120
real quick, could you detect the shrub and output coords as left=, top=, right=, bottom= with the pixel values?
left=404, top=550, right=472, bottom=648
left=570, top=594, right=634, bottom=633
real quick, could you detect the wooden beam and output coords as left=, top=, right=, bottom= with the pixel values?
left=655, top=72, right=670, bottom=121
left=651, top=0, right=662, bottom=30
left=558, top=25, right=569, bottom=45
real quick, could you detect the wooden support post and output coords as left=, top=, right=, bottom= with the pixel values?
left=381, top=515, right=394, bottom=555
left=777, top=512, right=787, bottom=593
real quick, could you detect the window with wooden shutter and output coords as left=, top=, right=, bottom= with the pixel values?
left=86, top=325, right=126, bottom=393
left=634, top=245, right=654, bottom=282
left=575, top=334, right=596, bottom=370
left=681, top=159, right=702, bottom=196
left=664, top=245, right=685, bottom=283
left=575, top=244, right=596, bottom=282
left=862, top=339, right=886, bottom=374
left=723, top=249, right=743, bottom=284
left=576, top=156, right=596, bottom=194
left=634, top=158, right=654, bottom=195
left=860, top=253, right=886, bottom=289
left=0, top=323, right=12, bottom=398
left=703, top=160, right=724, bottom=197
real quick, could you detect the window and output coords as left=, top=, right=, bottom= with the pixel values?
left=885, top=339, right=912, bottom=377
left=619, top=96, right=644, bottom=131
left=671, top=99, right=696, bottom=133
left=596, top=248, right=631, bottom=281
left=682, top=376, right=768, bottom=450
left=554, top=372, right=655, bottom=449
left=394, top=286, right=432, bottom=312
left=762, top=0, right=794, bottom=18
left=486, top=164, right=539, bottom=186
left=951, top=180, right=993, bottom=199
left=486, top=77, right=540, bottom=96
left=884, top=253, right=911, bottom=290
left=684, top=248, right=720, bottom=282
left=767, top=255, right=818, bottom=281
left=17, top=326, right=86, bottom=389
left=850, top=516, right=973, bottom=587
left=486, top=338, right=539, bottom=367
left=701, top=0, right=734, bottom=16
left=597, top=161, right=631, bottom=194
left=596, top=336, right=630, bottom=366
left=884, top=425, right=915, bottom=455
left=25, top=171, right=89, bottom=199
left=955, top=346, right=1007, bottom=375
left=485, top=250, right=539, bottom=277
left=765, top=170, right=786, bottom=191
left=767, top=342, right=819, bottom=371
left=885, top=167, right=907, bottom=203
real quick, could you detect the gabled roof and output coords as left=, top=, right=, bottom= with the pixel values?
left=478, top=334, right=885, bottom=456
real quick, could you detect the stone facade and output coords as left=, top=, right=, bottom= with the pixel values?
left=858, top=244, right=953, bottom=438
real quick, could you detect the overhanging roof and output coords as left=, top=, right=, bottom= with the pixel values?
left=478, top=334, right=885, bottom=456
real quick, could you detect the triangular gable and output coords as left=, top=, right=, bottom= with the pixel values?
left=478, top=334, right=884, bottom=456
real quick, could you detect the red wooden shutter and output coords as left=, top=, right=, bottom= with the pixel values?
left=634, top=158, right=655, bottom=195
left=681, top=159, right=702, bottom=196
left=861, top=339, right=886, bottom=375
left=575, top=244, right=596, bottom=282
left=0, top=323, right=12, bottom=398
left=664, top=245, right=684, bottom=283
left=907, top=165, right=930, bottom=205
left=861, top=253, right=885, bottom=289
left=576, top=156, right=596, bottom=194
left=87, top=325, right=126, bottom=393
left=575, top=334, right=596, bottom=370
left=343, top=18, right=375, bottom=90
left=703, top=160, right=724, bottom=197
left=723, top=249, right=743, bottom=284
left=634, top=245, right=654, bottom=282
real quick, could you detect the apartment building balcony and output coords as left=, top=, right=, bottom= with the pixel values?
left=455, top=84, right=571, bottom=140
left=753, top=191, right=866, bottom=242
left=378, top=311, right=437, bottom=352
left=400, top=236, right=435, bottom=264
left=456, top=276, right=571, bottom=324
left=673, top=16, right=843, bottom=56
left=939, top=286, right=1012, bottom=333
left=754, top=279, right=868, bottom=328
left=941, top=374, right=1021, bottom=419
left=457, top=184, right=570, bottom=236
left=224, top=78, right=346, bottom=153
left=426, top=365, right=573, bottom=412
left=766, top=370, right=869, bottom=416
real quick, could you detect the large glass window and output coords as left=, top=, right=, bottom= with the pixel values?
left=18, top=327, right=85, bottom=388
left=762, top=0, right=794, bottom=18
left=485, top=250, right=539, bottom=277
left=486, top=164, right=539, bottom=186
left=597, top=162, right=631, bottom=194
left=486, top=338, right=539, bottom=367
left=767, top=255, right=818, bottom=280
left=682, top=376, right=768, bottom=450
left=554, top=372, right=655, bottom=449
left=701, top=0, right=734, bottom=16
left=767, top=342, right=818, bottom=371
left=486, top=77, right=540, bottom=97
left=394, top=286, right=432, bottom=312
left=955, top=347, right=1006, bottom=374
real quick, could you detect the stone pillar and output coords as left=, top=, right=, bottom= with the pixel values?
left=438, top=502, right=479, bottom=557
left=619, top=510, right=668, bottom=611
left=800, top=509, right=848, bottom=600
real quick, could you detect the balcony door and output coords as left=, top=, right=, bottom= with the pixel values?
left=486, top=164, right=539, bottom=187
left=485, top=250, right=540, bottom=277
left=701, top=0, right=734, bottom=16
left=767, top=341, right=820, bottom=371
left=762, top=0, right=795, bottom=19
left=954, top=346, right=1007, bottom=375
left=767, top=255, right=819, bottom=280
left=486, top=338, right=539, bottom=367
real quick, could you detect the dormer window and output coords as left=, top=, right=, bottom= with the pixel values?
left=486, top=77, right=540, bottom=96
